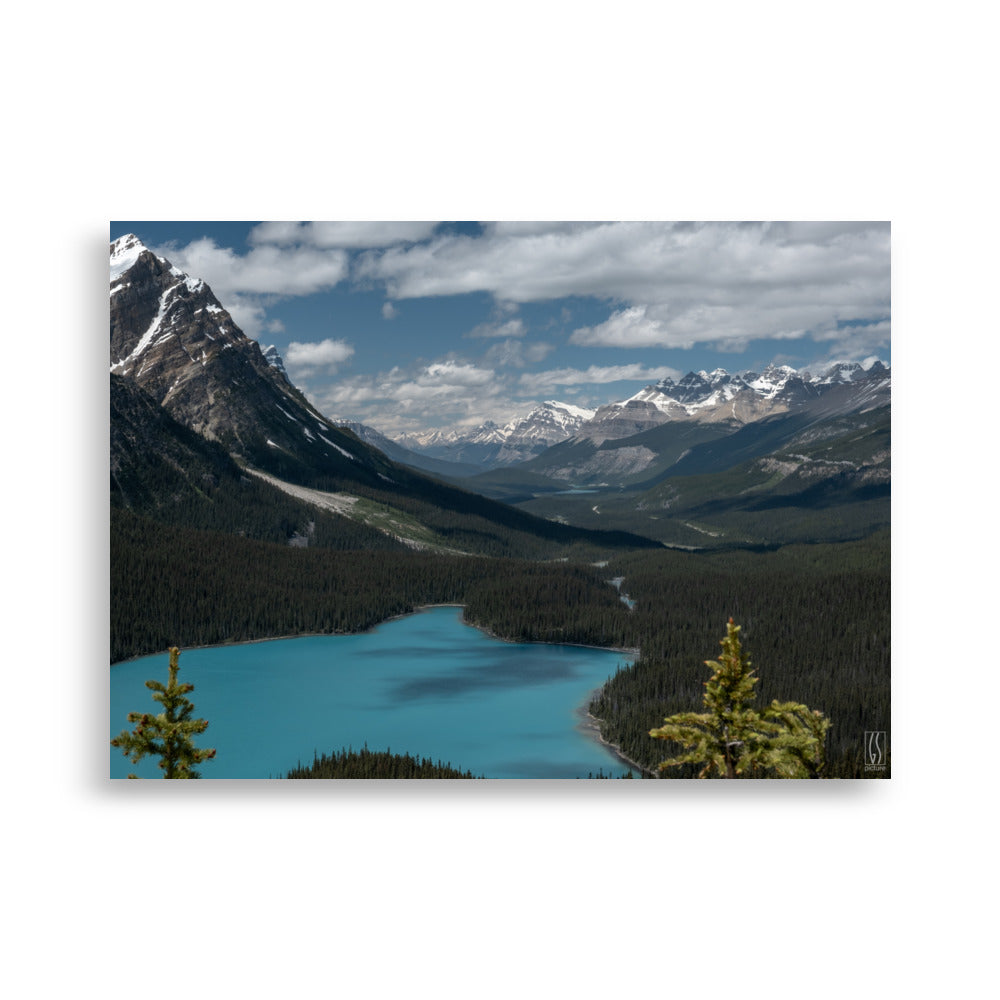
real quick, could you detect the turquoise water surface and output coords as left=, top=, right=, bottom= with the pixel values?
left=109, top=606, right=636, bottom=779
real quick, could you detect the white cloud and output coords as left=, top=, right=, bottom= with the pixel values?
left=482, top=221, right=605, bottom=238
left=222, top=299, right=268, bottom=340
left=569, top=305, right=667, bottom=349
left=420, top=361, right=493, bottom=389
left=250, top=221, right=440, bottom=248
left=153, top=236, right=351, bottom=339
left=160, top=237, right=350, bottom=297
left=518, top=363, right=681, bottom=394
left=354, top=221, right=890, bottom=356
left=382, top=301, right=398, bottom=320
left=306, top=356, right=515, bottom=433
left=810, top=320, right=892, bottom=358
left=285, top=338, right=355, bottom=376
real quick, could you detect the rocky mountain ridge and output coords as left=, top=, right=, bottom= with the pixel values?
left=110, top=234, right=425, bottom=494
left=391, top=360, right=889, bottom=466
left=395, top=400, right=597, bottom=469
left=579, top=360, right=889, bottom=443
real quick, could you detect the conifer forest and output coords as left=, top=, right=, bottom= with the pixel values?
left=112, top=503, right=889, bottom=778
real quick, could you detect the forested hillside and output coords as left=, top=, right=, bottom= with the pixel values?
left=111, top=509, right=640, bottom=664
left=589, top=532, right=890, bottom=778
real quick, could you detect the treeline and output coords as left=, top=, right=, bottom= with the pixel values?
left=286, top=747, right=480, bottom=779
left=111, top=509, right=640, bottom=664
left=589, top=531, right=890, bottom=778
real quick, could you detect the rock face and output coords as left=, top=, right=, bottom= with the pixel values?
left=111, top=234, right=297, bottom=449
left=110, top=235, right=393, bottom=486
left=493, top=401, right=596, bottom=464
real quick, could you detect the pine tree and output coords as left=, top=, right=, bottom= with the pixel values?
left=649, top=619, right=830, bottom=778
left=111, top=647, right=216, bottom=778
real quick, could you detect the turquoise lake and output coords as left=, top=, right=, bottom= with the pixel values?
left=109, top=606, right=637, bottom=779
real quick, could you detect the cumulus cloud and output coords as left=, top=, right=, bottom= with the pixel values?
left=307, top=356, right=517, bottom=434
left=420, top=361, right=494, bottom=390
left=354, top=221, right=890, bottom=356
left=250, top=221, right=440, bottom=248
left=569, top=305, right=667, bottom=349
left=810, top=319, right=892, bottom=358
left=318, top=356, right=687, bottom=433
left=285, top=338, right=355, bottom=376
left=153, top=236, right=351, bottom=338
left=222, top=299, right=268, bottom=340
left=382, top=301, right=398, bottom=320
left=518, top=364, right=681, bottom=394
left=482, top=221, right=605, bottom=238
left=160, top=237, right=350, bottom=297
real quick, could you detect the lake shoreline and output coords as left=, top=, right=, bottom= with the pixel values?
left=112, top=604, right=644, bottom=779
left=576, top=701, right=658, bottom=779
left=111, top=602, right=640, bottom=664
left=113, top=605, right=640, bottom=779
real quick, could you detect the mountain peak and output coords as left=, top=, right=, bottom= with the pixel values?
left=261, top=344, right=287, bottom=376
left=110, top=233, right=152, bottom=280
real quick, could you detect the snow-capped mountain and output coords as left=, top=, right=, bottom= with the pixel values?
left=492, top=401, right=596, bottom=464
left=109, top=235, right=396, bottom=483
left=507, top=401, right=595, bottom=442
left=579, top=361, right=889, bottom=442
left=396, top=401, right=596, bottom=469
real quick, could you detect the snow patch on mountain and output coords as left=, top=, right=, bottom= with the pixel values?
left=261, top=344, right=287, bottom=375
left=111, top=279, right=187, bottom=372
left=110, top=234, right=148, bottom=281
left=394, top=401, right=594, bottom=456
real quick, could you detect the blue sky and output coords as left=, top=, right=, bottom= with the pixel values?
left=110, top=221, right=890, bottom=437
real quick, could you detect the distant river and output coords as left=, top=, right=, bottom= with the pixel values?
left=110, top=606, right=638, bottom=779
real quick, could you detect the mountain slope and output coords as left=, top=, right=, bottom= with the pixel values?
left=110, top=236, right=660, bottom=559
left=111, top=373, right=408, bottom=550
left=580, top=360, right=888, bottom=443
left=332, top=419, right=484, bottom=478
left=111, top=234, right=404, bottom=492
left=463, top=362, right=889, bottom=498
left=518, top=404, right=890, bottom=547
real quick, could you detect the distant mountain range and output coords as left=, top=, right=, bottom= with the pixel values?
left=393, top=401, right=596, bottom=469
left=385, top=360, right=889, bottom=471
left=581, top=360, right=888, bottom=441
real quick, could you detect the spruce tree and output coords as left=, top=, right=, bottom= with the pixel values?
left=649, top=619, right=830, bottom=778
left=111, top=647, right=216, bottom=778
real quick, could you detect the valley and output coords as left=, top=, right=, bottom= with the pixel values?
left=109, top=228, right=890, bottom=779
